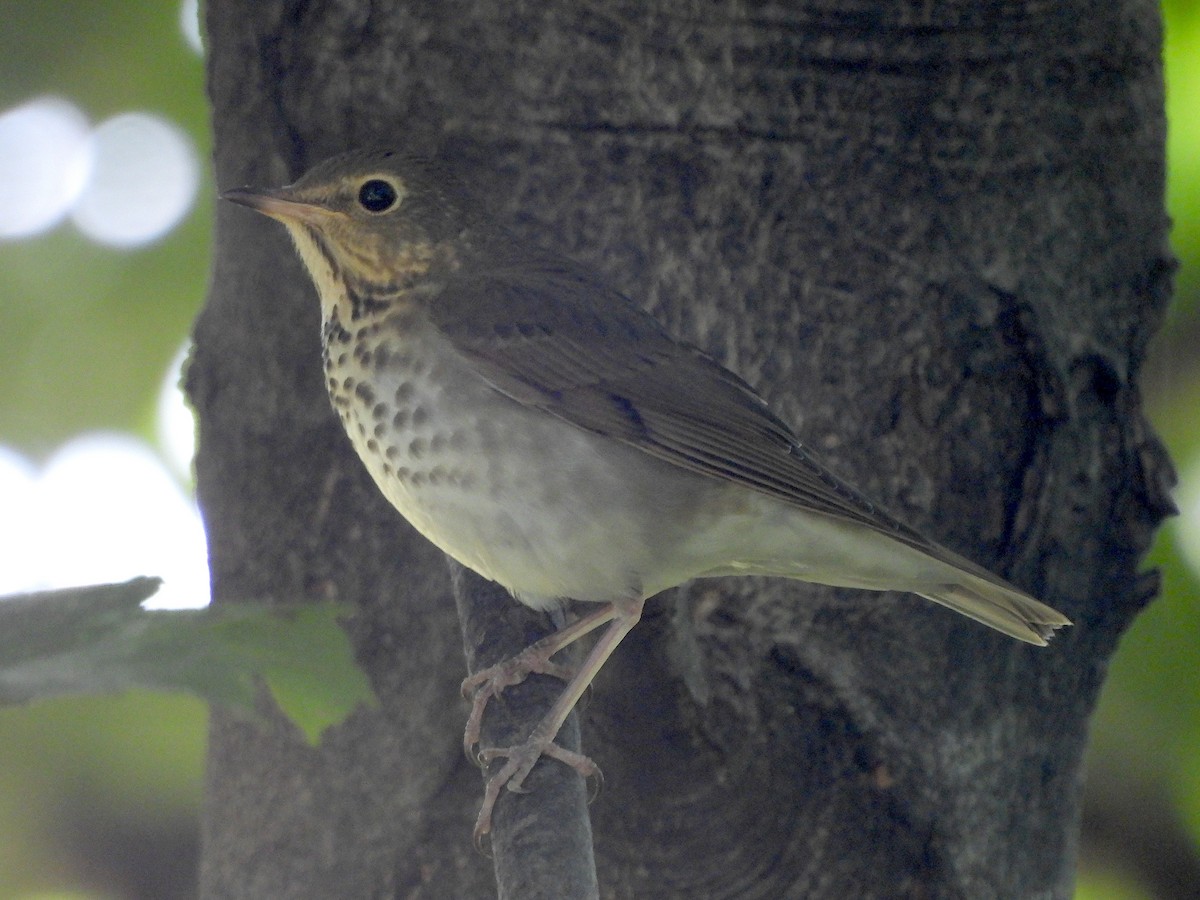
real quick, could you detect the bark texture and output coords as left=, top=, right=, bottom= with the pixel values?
left=191, top=1, right=1174, bottom=897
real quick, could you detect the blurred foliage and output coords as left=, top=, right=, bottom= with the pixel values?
left=0, top=691, right=204, bottom=899
left=0, top=579, right=374, bottom=744
left=0, top=1, right=1195, bottom=898
left=1166, top=0, right=1200, bottom=311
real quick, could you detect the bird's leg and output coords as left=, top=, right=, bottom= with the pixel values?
left=472, top=596, right=645, bottom=848
left=461, top=601, right=623, bottom=762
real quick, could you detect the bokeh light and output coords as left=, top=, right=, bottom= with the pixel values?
left=158, top=341, right=198, bottom=483
left=70, top=112, right=199, bottom=248
left=0, top=97, right=92, bottom=239
left=0, top=343, right=210, bottom=612
left=0, top=448, right=40, bottom=592
left=0, top=98, right=201, bottom=249
left=0, top=432, right=209, bottom=611
left=180, top=0, right=203, bottom=55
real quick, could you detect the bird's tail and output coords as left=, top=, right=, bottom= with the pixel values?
left=917, top=574, right=1071, bottom=646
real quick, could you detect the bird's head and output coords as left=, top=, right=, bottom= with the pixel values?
left=222, top=149, right=475, bottom=302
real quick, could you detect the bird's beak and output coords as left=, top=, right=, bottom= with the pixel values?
left=221, top=187, right=335, bottom=226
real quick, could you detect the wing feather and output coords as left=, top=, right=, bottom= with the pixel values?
left=429, top=255, right=1035, bottom=600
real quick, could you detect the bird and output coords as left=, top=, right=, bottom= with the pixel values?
left=222, top=148, right=1071, bottom=844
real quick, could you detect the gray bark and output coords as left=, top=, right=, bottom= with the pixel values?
left=190, top=1, right=1174, bottom=897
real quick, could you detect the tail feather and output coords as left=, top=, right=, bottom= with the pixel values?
left=918, top=577, right=1071, bottom=646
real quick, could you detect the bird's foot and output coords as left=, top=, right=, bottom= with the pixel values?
left=460, top=642, right=576, bottom=764
left=462, top=601, right=638, bottom=851
left=473, top=734, right=601, bottom=852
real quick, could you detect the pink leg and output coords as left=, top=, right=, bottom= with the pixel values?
left=460, top=601, right=624, bottom=762
left=472, top=596, right=645, bottom=849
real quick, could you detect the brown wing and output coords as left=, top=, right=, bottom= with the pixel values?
left=429, top=254, right=937, bottom=546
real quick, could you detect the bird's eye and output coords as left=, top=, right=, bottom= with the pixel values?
left=358, top=179, right=398, bottom=213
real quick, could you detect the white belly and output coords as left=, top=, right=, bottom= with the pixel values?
left=325, top=318, right=715, bottom=609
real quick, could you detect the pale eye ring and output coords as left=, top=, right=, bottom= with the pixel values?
left=358, top=179, right=398, bottom=213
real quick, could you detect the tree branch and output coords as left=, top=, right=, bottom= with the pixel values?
left=451, top=563, right=600, bottom=899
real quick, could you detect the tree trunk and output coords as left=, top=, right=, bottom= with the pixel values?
left=190, top=1, right=1174, bottom=897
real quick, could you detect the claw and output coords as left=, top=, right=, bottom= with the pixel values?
left=460, top=648, right=576, bottom=764
left=471, top=736, right=601, bottom=850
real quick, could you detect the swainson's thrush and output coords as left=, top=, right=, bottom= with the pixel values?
left=223, top=149, right=1070, bottom=842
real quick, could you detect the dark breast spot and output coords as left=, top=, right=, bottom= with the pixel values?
left=348, top=291, right=393, bottom=322
left=323, top=317, right=352, bottom=346
left=353, top=321, right=385, bottom=340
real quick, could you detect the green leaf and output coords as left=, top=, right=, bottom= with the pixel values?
left=0, top=578, right=375, bottom=743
